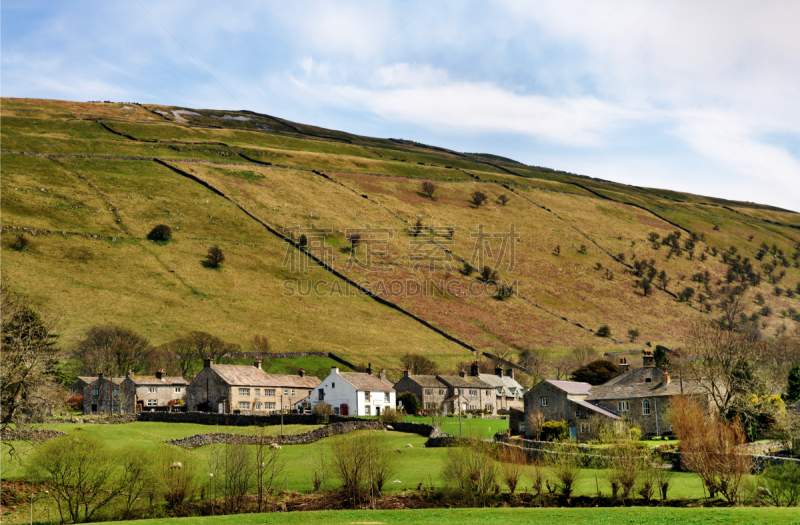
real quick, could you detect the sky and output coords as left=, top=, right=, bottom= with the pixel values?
left=3, top=1, right=799, bottom=212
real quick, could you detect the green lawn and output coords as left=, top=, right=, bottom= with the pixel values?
left=95, top=507, right=800, bottom=525
left=401, top=414, right=508, bottom=439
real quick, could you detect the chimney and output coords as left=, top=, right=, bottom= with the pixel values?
left=331, top=366, right=339, bottom=375
left=156, top=369, right=163, bottom=381
left=126, top=369, right=132, bottom=378
left=403, top=366, right=410, bottom=378
left=379, top=369, right=387, bottom=381
left=618, top=358, right=629, bottom=374
left=470, top=361, right=480, bottom=377
left=204, top=356, right=213, bottom=368
left=663, top=370, right=671, bottom=384
left=98, top=371, right=103, bottom=380
left=643, top=351, right=655, bottom=368
left=504, top=368, right=514, bottom=379
left=254, top=359, right=262, bottom=370
left=459, top=369, right=466, bottom=378
left=495, top=366, right=503, bottom=377
left=366, top=363, right=372, bottom=375
left=298, top=368, right=305, bottom=378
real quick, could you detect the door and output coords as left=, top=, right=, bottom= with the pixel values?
left=340, top=403, right=349, bottom=416
left=91, top=404, right=97, bottom=414
left=218, top=403, right=224, bottom=414
left=375, top=407, right=381, bottom=416
left=569, top=426, right=577, bottom=441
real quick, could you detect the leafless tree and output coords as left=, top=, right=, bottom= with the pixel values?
left=518, top=349, right=545, bottom=383
left=470, top=190, right=488, bottom=208
left=442, top=436, right=498, bottom=498
left=221, top=442, right=254, bottom=514
left=250, top=334, right=271, bottom=355
left=498, top=445, right=527, bottom=494
left=498, top=194, right=510, bottom=206
left=255, top=426, right=285, bottom=512
left=525, top=409, right=545, bottom=440
left=547, top=442, right=582, bottom=498
left=74, top=325, right=152, bottom=377
left=158, top=337, right=195, bottom=377
left=571, top=346, right=598, bottom=368
left=206, top=245, right=225, bottom=268
left=118, top=447, right=157, bottom=519
left=401, top=353, right=437, bottom=375
left=157, top=445, right=198, bottom=508
left=1, top=279, right=63, bottom=430
left=188, top=331, right=241, bottom=363
left=421, top=181, right=438, bottom=200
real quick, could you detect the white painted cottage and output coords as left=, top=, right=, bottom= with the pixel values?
left=307, top=365, right=395, bottom=416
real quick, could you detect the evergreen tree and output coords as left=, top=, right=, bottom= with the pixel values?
left=787, top=364, right=800, bottom=403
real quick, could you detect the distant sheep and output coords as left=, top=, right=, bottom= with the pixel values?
left=270, top=443, right=282, bottom=450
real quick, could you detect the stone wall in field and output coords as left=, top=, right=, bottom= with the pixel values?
left=0, top=428, right=67, bottom=442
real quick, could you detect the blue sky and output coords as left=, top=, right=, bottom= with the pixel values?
left=3, top=1, right=799, bottom=211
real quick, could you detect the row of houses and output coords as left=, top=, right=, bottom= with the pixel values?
left=73, top=358, right=526, bottom=417
left=513, top=351, right=703, bottom=441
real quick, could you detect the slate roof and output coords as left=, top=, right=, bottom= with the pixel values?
left=546, top=380, right=592, bottom=395
left=87, top=377, right=126, bottom=386
left=401, top=374, right=447, bottom=388
left=601, top=366, right=664, bottom=387
left=569, top=397, right=621, bottom=419
left=76, top=376, right=98, bottom=384
left=339, top=372, right=395, bottom=392
left=129, top=375, right=188, bottom=386
left=586, top=379, right=698, bottom=401
left=210, top=365, right=320, bottom=388
left=437, top=375, right=492, bottom=389
left=478, top=374, right=525, bottom=397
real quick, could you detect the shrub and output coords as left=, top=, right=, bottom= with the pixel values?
left=331, top=432, right=398, bottom=503
left=11, top=233, right=29, bottom=251
left=480, top=265, right=499, bottom=283
left=379, top=407, right=403, bottom=424
left=157, top=445, right=198, bottom=508
left=461, top=262, right=474, bottom=275
left=570, top=360, right=619, bottom=385
left=442, top=437, right=498, bottom=498
left=312, top=401, right=333, bottom=423
left=495, top=283, right=514, bottom=300
left=596, top=325, right=612, bottom=338
left=205, top=245, right=225, bottom=268
left=760, top=462, right=800, bottom=506
left=421, top=181, right=437, bottom=200
left=397, top=392, right=421, bottom=414
left=147, top=224, right=172, bottom=242
left=67, top=394, right=83, bottom=411
left=469, top=190, right=488, bottom=208
left=627, top=328, right=640, bottom=342
left=298, top=233, right=308, bottom=247
left=548, top=442, right=582, bottom=498
left=498, top=194, right=510, bottom=206
left=541, top=420, right=569, bottom=441
left=497, top=445, right=527, bottom=494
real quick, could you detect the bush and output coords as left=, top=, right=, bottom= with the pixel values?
left=548, top=442, right=582, bottom=498
left=331, top=432, right=398, bottom=504
left=147, top=224, right=172, bottom=242
left=442, top=437, right=498, bottom=498
left=480, top=265, right=499, bottom=283
left=421, top=181, right=437, bottom=200
left=379, top=407, right=403, bottom=424
left=397, top=392, right=421, bottom=414
left=10, top=233, right=29, bottom=251
left=312, top=401, right=333, bottom=423
left=541, top=420, right=569, bottom=441
left=469, top=190, right=488, bottom=208
left=570, top=359, right=619, bottom=385
left=760, top=462, right=800, bottom=506
left=67, top=394, right=84, bottom=411
left=205, top=245, right=225, bottom=268
left=596, top=325, right=612, bottom=338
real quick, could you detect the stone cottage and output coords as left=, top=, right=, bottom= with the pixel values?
left=477, top=367, right=526, bottom=412
left=392, top=371, right=448, bottom=411
left=122, top=369, right=188, bottom=411
left=70, top=376, right=97, bottom=395
left=308, top=365, right=395, bottom=416
left=186, top=358, right=321, bottom=414
left=437, top=363, right=495, bottom=414
left=82, top=373, right=131, bottom=415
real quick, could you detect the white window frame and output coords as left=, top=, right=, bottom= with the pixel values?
left=266, top=402, right=276, bottom=410
left=439, top=389, right=445, bottom=396
left=146, top=399, right=157, bottom=407
left=469, top=389, right=477, bottom=397
left=575, top=411, right=580, bottom=418
left=255, top=389, right=260, bottom=396
left=113, top=389, right=120, bottom=397
left=618, top=401, right=629, bottom=412
left=291, top=389, right=296, bottom=397
left=580, top=423, right=590, bottom=434
left=642, top=399, right=651, bottom=416
left=541, top=397, right=548, bottom=407
left=174, top=387, right=182, bottom=394
left=239, top=388, right=250, bottom=396
left=365, top=391, right=371, bottom=401
left=266, top=389, right=275, bottom=397
left=385, top=393, right=390, bottom=403
left=148, top=387, right=156, bottom=393
left=284, top=389, right=289, bottom=396
left=365, top=406, right=371, bottom=415
left=239, top=401, right=250, bottom=410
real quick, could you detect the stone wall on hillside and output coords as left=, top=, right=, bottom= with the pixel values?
left=0, top=429, right=67, bottom=442
left=165, top=420, right=385, bottom=449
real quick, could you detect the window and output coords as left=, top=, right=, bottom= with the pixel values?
left=148, top=387, right=156, bottom=393
left=618, top=401, right=629, bottom=412
left=147, top=399, right=157, bottom=407
left=255, top=389, right=260, bottom=396
left=255, top=402, right=262, bottom=410
left=332, top=382, right=335, bottom=388
left=174, top=387, right=182, bottom=394
left=575, top=411, right=580, bottom=418
left=439, top=389, right=445, bottom=396
left=284, top=389, right=289, bottom=396
left=384, top=393, right=390, bottom=403
left=291, top=390, right=296, bottom=397
left=266, top=402, right=276, bottom=410
left=266, top=389, right=275, bottom=397
left=114, top=389, right=120, bottom=397
left=642, top=399, right=651, bottom=416
left=486, top=405, right=493, bottom=412
left=283, top=405, right=289, bottom=410
left=469, top=404, right=476, bottom=410
left=487, top=390, right=492, bottom=396
left=425, top=389, right=432, bottom=396
left=365, top=391, right=371, bottom=401
left=580, top=423, right=590, bottom=434
left=318, top=389, right=325, bottom=400
left=93, top=388, right=99, bottom=396
left=365, top=406, right=371, bottom=415
left=541, top=397, right=548, bottom=407
left=645, top=377, right=652, bottom=383
left=469, top=389, right=477, bottom=396
left=239, top=388, right=250, bottom=396
left=334, top=407, right=340, bottom=415
left=239, top=401, right=250, bottom=410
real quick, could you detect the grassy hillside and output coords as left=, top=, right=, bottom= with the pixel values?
left=3, top=97, right=800, bottom=377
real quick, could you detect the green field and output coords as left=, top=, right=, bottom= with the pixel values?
left=95, top=507, right=800, bottom=525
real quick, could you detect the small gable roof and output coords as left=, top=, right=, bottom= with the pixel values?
left=401, top=375, right=447, bottom=388
left=546, top=380, right=592, bottom=395
left=129, top=375, right=188, bottom=386
left=570, top=397, right=621, bottom=419
left=339, top=372, right=395, bottom=392
left=437, top=375, right=492, bottom=389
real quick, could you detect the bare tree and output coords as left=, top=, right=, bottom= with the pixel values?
left=250, top=334, right=271, bottom=355
left=401, top=353, right=437, bottom=375
left=206, top=245, right=225, bottom=268
left=157, top=445, right=198, bottom=509
left=74, top=326, right=152, bottom=377
left=188, top=331, right=241, bottom=363
left=469, top=190, right=488, bottom=208
left=255, top=426, right=285, bottom=512
left=1, top=280, right=62, bottom=430
left=118, top=447, right=156, bottom=519
left=421, top=181, right=438, bottom=200
left=525, top=409, right=545, bottom=440
left=548, top=441, right=582, bottom=498
left=158, top=337, right=195, bottom=378
left=498, top=194, right=510, bottom=206
left=221, top=442, right=254, bottom=514
left=498, top=445, right=527, bottom=494
left=442, top=436, right=498, bottom=498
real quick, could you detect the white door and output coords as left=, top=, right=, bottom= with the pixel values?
left=218, top=403, right=224, bottom=414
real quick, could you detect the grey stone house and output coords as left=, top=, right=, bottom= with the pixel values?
left=393, top=372, right=448, bottom=411
left=82, top=373, right=131, bottom=415
left=437, top=363, right=495, bottom=414
left=478, top=368, right=526, bottom=412
left=521, top=379, right=620, bottom=440
left=186, top=358, right=321, bottom=414
left=123, top=369, right=188, bottom=411
left=70, top=376, right=97, bottom=396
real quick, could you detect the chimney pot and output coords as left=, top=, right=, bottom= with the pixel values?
left=470, top=362, right=479, bottom=377
left=298, top=368, right=305, bottom=378
left=254, top=359, right=262, bottom=369
left=366, top=363, right=372, bottom=375
left=155, top=370, right=163, bottom=380
left=495, top=367, right=503, bottom=377
left=204, top=356, right=213, bottom=368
